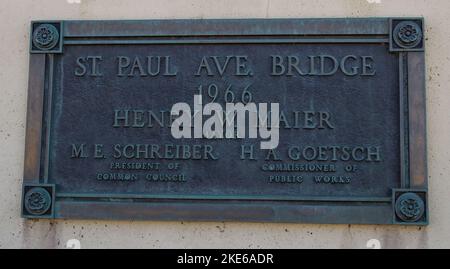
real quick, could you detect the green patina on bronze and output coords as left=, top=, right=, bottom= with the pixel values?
left=22, top=18, right=427, bottom=225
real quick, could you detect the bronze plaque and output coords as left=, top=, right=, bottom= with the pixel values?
left=22, top=18, right=427, bottom=225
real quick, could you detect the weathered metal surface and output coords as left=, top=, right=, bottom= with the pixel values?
left=22, top=18, right=427, bottom=224
left=23, top=54, right=46, bottom=181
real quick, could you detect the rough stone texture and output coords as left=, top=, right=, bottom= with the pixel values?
left=0, top=0, right=449, bottom=249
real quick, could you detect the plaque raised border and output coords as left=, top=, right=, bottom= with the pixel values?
left=22, top=18, right=427, bottom=225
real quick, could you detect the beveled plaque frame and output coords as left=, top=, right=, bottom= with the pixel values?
left=22, top=18, right=427, bottom=225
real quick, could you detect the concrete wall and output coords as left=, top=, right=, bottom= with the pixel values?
left=0, top=0, right=449, bottom=249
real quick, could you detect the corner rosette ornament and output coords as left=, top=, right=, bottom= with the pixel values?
left=395, top=192, right=425, bottom=222
left=24, top=187, right=52, bottom=216
left=32, top=24, right=59, bottom=51
left=393, top=21, right=422, bottom=48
